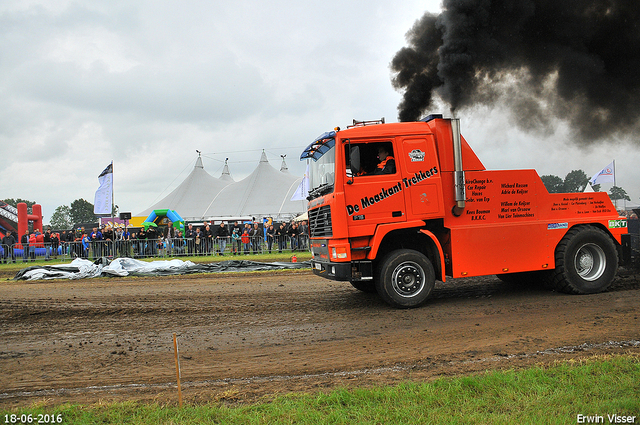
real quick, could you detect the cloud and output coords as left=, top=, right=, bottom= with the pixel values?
left=3, top=0, right=637, bottom=224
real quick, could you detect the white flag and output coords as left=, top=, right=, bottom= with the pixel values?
left=290, top=163, right=310, bottom=201
left=94, top=163, right=113, bottom=215
left=589, top=161, right=615, bottom=185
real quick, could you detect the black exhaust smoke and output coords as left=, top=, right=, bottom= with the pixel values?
left=391, top=0, right=640, bottom=142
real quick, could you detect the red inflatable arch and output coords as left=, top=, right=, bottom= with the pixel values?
left=17, top=202, right=43, bottom=245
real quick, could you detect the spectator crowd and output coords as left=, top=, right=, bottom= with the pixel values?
left=1, top=219, right=309, bottom=263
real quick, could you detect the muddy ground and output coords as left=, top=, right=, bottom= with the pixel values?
left=0, top=267, right=639, bottom=408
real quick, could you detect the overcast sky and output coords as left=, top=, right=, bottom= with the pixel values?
left=2, top=0, right=638, bottom=224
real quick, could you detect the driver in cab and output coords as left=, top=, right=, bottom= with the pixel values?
left=371, top=146, right=395, bottom=175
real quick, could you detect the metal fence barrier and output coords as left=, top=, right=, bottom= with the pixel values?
left=0, top=235, right=309, bottom=263
left=5, top=230, right=640, bottom=267
left=0, top=243, right=17, bottom=263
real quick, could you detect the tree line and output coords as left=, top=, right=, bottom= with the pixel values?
left=540, top=170, right=630, bottom=203
left=2, top=198, right=98, bottom=229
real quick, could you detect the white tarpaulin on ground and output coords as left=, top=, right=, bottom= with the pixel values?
left=13, top=258, right=309, bottom=281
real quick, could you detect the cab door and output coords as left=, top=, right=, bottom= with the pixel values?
left=397, top=136, right=444, bottom=221
left=343, top=140, right=406, bottom=238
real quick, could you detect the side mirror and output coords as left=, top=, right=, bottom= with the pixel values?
left=349, top=145, right=360, bottom=175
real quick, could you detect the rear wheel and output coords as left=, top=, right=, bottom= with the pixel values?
left=549, top=226, right=618, bottom=294
left=375, top=249, right=435, bottom=308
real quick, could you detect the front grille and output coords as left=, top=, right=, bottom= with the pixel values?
left=308, top=205, right=333, bottom=238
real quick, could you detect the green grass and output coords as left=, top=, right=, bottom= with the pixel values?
left=2, top=355, right=638, bottom=424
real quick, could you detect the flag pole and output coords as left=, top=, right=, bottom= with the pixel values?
left=613, top=159, right=618, bottom=210
left=111, top=160, right=115, bottom=224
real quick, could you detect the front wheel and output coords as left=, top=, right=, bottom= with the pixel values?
left=549, top=226, right=618, bottom=294
left=376, top=249, right=435, bottom=308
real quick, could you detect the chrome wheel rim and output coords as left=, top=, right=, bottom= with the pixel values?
left=574, top=243, right=606, bottom=281
left=391, top=261, right=425, bottom=297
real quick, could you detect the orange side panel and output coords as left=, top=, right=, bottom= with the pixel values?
left=449, top=223, right=554, bottom=277
left=441, top=169, right=623, bottom=278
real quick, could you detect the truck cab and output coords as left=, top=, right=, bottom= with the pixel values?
left=301, top=115, right=627, bottom=308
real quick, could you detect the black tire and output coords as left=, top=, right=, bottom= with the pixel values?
left=375, top=249, right=435, bottom=308
left=549, top=226, right=618, bottom=294
left=350, top=280, right=377, bottom=293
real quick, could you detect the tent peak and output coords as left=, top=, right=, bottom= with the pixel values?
left=195, top=155, right=204, bottom=169
left=280, top=154, right=289, bottom=172
left=260, top=150, right=269, bottom=163
left=221, top=158, right=234, bottom=181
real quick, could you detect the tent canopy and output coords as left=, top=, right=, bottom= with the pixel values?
left=138, top=152, right=307, bottom=223
left=202, top=151, right=305, bottom=221
left=138, top=156, right=233, bottom=221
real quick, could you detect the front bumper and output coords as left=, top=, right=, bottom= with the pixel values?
left=311, top=259, right=352, bottom=281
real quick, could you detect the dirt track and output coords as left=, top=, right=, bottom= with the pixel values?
left=1, top=268, right=639, bottom=408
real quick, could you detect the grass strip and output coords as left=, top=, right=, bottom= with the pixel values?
left=2, top=354, right=638, bottom=424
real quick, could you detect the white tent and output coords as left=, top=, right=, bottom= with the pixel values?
left=138, top=152, right=307, bottom=223
left=220, top=158, right=234, bottom=182
left=137, top=156, right=233, bottom=221
left=202, top=151, right=306, bottom=221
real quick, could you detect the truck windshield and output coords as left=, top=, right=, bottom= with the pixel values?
left=309, top=146, right=335, bottom=198
left=300, top=132, right=336, bottom=199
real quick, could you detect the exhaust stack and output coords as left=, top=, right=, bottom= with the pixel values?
left=451, top=118, right=466, bottom=216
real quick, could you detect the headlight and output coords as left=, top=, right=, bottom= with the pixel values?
left=331, top=246, right=348, bottom=259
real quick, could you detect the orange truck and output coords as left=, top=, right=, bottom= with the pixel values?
left=300, top=115, right=628, bottom=308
